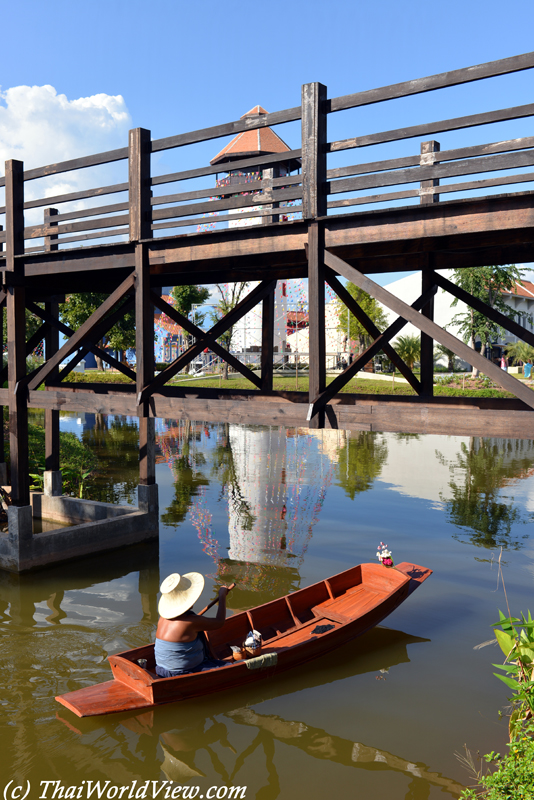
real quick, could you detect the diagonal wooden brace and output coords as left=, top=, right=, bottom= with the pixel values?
left=324, top=250, right=534, bottom=411
left=27, top=274, right=135, bottom=391
left=325, top=268, right=422, bottom=393
left=150, top=293, right=262, bottom=390
left=433, top=271, right=534, bottom=348
left=138, top=280, right=277, bottom=403
left=307, top=284, right=437, bottom=420
left=26, top=300, right=135, bottom=381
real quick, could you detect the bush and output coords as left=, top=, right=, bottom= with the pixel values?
left=27, top=422, right=97, bottom=498
left=460, top=722, right=534, bottom=799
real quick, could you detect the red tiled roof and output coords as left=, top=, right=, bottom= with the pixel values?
left=210, top=106, right=294, bottom=166
left=502, top=280, right=534, bottom=299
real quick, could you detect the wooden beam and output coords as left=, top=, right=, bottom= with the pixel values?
left=325, top=270, right=421, bottom=393
left=324, top=249, right=534, bottom=411
left=432, top=271, right=534, bottom=348
left=307, top=223, right=326, bottom=427
left=5, top=160, right=29, bottom=506
left=261, top=287, right=276, bottom=392
left=150, top=293, right=262, bottom=390
left=129, top=128, right=151, bottom=242
left=27, top=273, right=135, bottom=391
left=308, top=285, right=437, bottom=418
left=139, top=280, right=277, bottom=403
left=26, top=299, right=136, bottom=379
left=420, top=140, right=440, bottom=205
left=420, top=260, right=436, bottom=397
left=301, top=82, right=327, bottom=219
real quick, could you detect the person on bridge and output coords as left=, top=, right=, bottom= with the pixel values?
left=155, top=572, right=230, bottom=677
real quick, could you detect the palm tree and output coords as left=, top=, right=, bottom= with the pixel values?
left=505, top=341, right=534, bottom=366
left=393, top=334, right=420, bottom=370
left=434, top=344, right=458, bottom=371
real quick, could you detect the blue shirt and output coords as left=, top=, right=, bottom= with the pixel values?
left=154, top=636, right=204, bottom=672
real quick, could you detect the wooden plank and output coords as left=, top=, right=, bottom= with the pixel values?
left=151, top=150, right=302, bottom=187
left=20, top=182, right=129, bottom=212
left=328, top=190, right=419, bottom=209
left=129, top=128, right=151, bottom=242
left=15, top=147, right=128, bottom=184
left=5, top=160, right=29, bottom=506
left=139, top=280, right=276, bottom=402
left=135, top=242, right=154, bottom=424
left=307, top=222, right=326, bottom=427
left=324, top=249, right=534, bottom=411
left=152, top=175, right=300, bottom=207
left=44, top=201, right=129, bottom=224
left=151, top=187, right=302, bottom=223
left=152, top=204, right=301, bottom=231
left=328, top=51, right=534, bottom=113
left=302, top=83, right=327, bottom=219
left=27, top=273, right=135, bottom=391
left=25, top=213, right=129, bottom=240
left=150, top=293, right=262, bottom=389
left=325, top=270, right=421, bottom=392
left=151, top=106, right=302, bottom=153
left=328, top=103, right=534, bottom=153
left=433, top=271, right=534, bottom=348
left=328, top=148, right=534, bottom=193
left=261, top=287, right=275, bottom=391
left=325, top=135, right=534, bottom=182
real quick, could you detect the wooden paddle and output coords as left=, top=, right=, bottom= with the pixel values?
left=198, top=583, right=235, bottom=616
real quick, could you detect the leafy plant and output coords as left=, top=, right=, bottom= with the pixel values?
left=492, top=610, right=534, bottom=737
left=460, top=722, right=534, bottom=800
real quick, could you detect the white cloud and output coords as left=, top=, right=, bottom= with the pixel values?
left=0, top=85, right=132, bottom=231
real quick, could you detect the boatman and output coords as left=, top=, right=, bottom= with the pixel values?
left=155, top=572, right=231, bottom=677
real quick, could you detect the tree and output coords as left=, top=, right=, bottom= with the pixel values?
left=450, top=265, right=531, bottom=377
left=210, top=282, right=250, bottom=379
left=60, top=293, right=136, bottom=370
left=336, top=285, right=388, bottom=353
left=393, top=334, right=420, bottom=370
left=434, top=343, right=458, bottom=372
left=170, top=285, right=210, bottom=327
left=505, top=340, right=534, bottom=366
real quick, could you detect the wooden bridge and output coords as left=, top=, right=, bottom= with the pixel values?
left=2, top=51, right=534, bottom=510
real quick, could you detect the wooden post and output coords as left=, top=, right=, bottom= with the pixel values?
left=420, top=140, right=440, bottom=204
left=43, top=209, right=61, bottom=492
left=130, top=127, right=155, bottom=486
left=261, top=286, right=276, bottom=392
left=261, top=166, right=280, bottom=226
left=5, top=160, right=29, bottom=506
left=302, top=83, right=327, bottom=427
left=307, top=222, right=326, bottom=427
left=420, top=141, right=440, bottom=395
left=301, top=83, right=327, bottom=220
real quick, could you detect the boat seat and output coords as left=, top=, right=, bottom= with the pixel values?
left=312, top=606, right=349, bottom=624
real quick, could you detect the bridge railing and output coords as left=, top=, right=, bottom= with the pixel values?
left=325, top=51, right=534, bottom=213
left=0, top=106, right=303, bottom=254
left=1, top=51, right=534, bottom=255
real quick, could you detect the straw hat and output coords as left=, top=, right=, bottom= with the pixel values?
left=158, top=572, right=205, bottom=619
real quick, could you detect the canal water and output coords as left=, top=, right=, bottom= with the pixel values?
left=2, top=417, right=534, bottom=800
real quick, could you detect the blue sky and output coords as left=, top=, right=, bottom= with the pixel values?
left=1, top=0, right=534, bottom=285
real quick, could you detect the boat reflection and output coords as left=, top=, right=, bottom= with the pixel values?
left=55, top=627, right=458, bottom=798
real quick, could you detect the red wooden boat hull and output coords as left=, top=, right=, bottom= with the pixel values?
left=56, top=562, right=431, bottom=717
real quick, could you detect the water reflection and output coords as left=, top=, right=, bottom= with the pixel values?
left=437, top=437, right=534, bottom=549
left=336, top=431, right=388, bottom=499
left=57, top=628, right=445, bottom=799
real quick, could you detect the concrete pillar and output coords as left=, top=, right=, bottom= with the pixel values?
left=44, top=470, right=63, bottom=497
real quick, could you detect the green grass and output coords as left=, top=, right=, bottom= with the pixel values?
left=62, top=370, right=526, bottom=399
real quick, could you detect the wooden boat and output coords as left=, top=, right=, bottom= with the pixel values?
left=55, top=561, right=431, bottom=718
